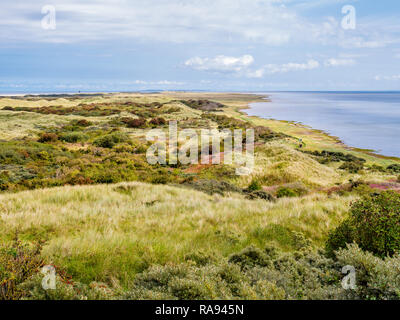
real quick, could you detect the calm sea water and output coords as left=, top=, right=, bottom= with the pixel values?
left=246, top=92, right=400, bottom=158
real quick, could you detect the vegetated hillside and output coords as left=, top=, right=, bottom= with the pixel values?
left=0, top=92, right=400, bottom=300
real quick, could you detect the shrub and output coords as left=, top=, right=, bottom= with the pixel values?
left=38, top=133, right=58, bottom=143
left=149, top=117, right=166, bottom=126
left=326, top=191, right=400, bottom=258
left=59, top=132, right=88, bottom=143
left=228, top=245, right=271, bottom=269
left=181, top=179, right=242, bottom=196
left=304, top=150, right=366, bottom=164
left=339, top=161, right=364, bottom=173
left=387, top=164, right=400, bottom=173
left=93, top=132, right=128, bottom=148
left=276, top=187, right=297, bottom=198
left=121, top=117, right=147, bottom=128
left=245, top=190, right=274, bottom=201
left=75, top=119, right=92, bottom=127
left=247, top=179, right=261, bottom=192
left=335, top=243, right=400, bottom=300
left=325, top=219, right=355, bottom=257
left=0, top=240, right=44, bottom=300
left=19, top=274, right=116, bottom=300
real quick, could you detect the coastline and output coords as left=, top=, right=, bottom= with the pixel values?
left=238, top=94, right=400, bottom=162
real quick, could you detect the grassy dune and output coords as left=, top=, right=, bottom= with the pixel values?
left=0, top=181, right=354, bottom=285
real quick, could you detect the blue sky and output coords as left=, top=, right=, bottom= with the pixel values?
left=1, top=0, right=400, bottom=92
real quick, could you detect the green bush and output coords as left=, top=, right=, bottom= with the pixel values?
left=335, top=243, right=400, bottom=300
left=93, top=132, right=128, bottom=148
left=59, top=132, right=88, bottom=143
left=387, top=164, right=400, bottom=173
left=326, top=191, right=400, bottom=258
left=247, top=179, right=261, bottom=192
left=245, top=190, right=274, bottom=201
left=0, top=240, right=44, bottom=300
left=181, top=179, right=242, bottom=196
left=325, top=219, right=355, bottom=257
left=339, top=161, right=364, bottom=173
left=276, top=187, right=297, bottom=198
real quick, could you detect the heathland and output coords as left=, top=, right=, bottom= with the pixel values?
left=1, top=92, right=399, bottom=300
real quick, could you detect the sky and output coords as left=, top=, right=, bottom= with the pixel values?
left=0, top=0, right=400, bottom=93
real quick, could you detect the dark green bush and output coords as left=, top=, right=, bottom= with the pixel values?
left=228, top=245, right=271, bottom=269
left=339, top=161, right=364, bottom=173
left=326, top=191, right=400, bottom=258
left=276, top=187, right=297, bottom=198
left=304, top=150, right=366, bottom=164
left=59, top=132, right=88, bottom=143
left=387, top=164, right=400, bottom=173
left=245, top=190, right=274, bottom=201
left=325, top=219, right=355, bottom=257
left=247, top=179, right=261, bottom=192
left=93, top=132, right=128, bottom=148
left=181, top=179, right=242, bottom=196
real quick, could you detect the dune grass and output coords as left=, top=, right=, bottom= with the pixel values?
left=0, top=182, right=353, bottom=286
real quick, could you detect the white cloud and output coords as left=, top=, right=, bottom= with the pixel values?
left=263, top=59, right=320, bottom=74
left=184, top=55, right=322, bottom=78
left=0, top=1, right=303, bottom=45
left=185, top=55, right=254, bottom=73
left=374, top=75, right=400, bottom=81
left=324, top=58, right=355, bottom=67
left=134, top=80, right=185, bottom=85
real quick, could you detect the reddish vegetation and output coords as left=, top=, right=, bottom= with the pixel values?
left=369, top=182, right=400, bottom=191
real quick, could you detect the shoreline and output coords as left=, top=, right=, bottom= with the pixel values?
left=239, top=94, right=400, bottom=162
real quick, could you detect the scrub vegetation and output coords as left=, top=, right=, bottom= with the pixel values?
left=0, top=92, right=399, bottom=300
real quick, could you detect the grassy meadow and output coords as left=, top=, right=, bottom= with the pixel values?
left=1, top=92, right=399, bottom=299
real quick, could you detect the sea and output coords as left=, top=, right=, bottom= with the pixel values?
left=246, top=92, right=400, bottom=158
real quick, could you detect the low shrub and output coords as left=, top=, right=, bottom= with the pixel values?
left=93, top=132, right=129, bottom=148
left=75, top=119, right=92, bottom=127
left=122, top=117, right=147, bottom=128
left=0, top=240, right=44, bottom=300
left=387, top=164, right=400, bottom=173
left=149, top=117, right=167, bottom=126
left=276, top=187, right=298, bottom=198
left=339, top=161, right=364, bottom=173
left=304, top=150, right=366, bottom=164
left=59, top=132, right=88, bottom=143
left=247, top=179, right=261, bottom=192
left=38, top=133, right=58, bottom=143
left=181, top=179, right=242, bottom=196
left=245, top=190, right=275, bottom=201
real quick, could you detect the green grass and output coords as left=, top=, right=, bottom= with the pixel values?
left=0, top=182, right=354, bottom=285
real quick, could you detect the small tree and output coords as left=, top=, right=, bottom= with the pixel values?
left=326, top=191, right=400, bottom=258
